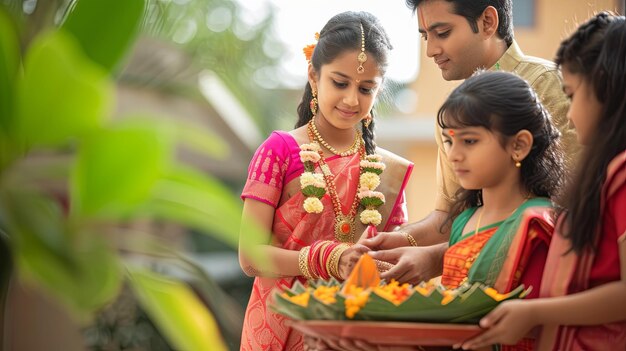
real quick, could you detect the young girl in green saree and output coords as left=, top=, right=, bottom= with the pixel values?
left=436, top=70, right=565, bottom=351
left=437, top=71, right=564, bottom=298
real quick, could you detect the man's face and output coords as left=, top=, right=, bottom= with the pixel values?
left=417, top=0, right=488, bottom=81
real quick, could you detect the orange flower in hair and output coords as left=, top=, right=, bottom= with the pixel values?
left=303, top=32, right=320, bottom=62
left=303, top=44, right=315, bottom=62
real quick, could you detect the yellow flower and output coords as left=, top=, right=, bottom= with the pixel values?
left=313, top=285, right=340, bottom=304
left=343, top=285, right=370, bottom=319
left=374, top=280, right=412, bottom=305
left=359, top=172, right=380, bottom=190
left=303, top=197, right=323, bottom=213
left=283, top=290, right=310, bottom=307
left=484, top=287, right=506, bottom=301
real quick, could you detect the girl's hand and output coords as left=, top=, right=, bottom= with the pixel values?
left=368, top=246, right=443, bottom=284
left=338, top=244, right=371, bottom=280
left=454, top=300, right=537, bottom=350
left=360, top=231, right=411, bottom=250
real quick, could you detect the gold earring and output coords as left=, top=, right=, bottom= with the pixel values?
left=513, top=155, right=522, bottom=168
left=310, top=90, right=318, bottom=115
left=363, top=115, right=372, bottom=128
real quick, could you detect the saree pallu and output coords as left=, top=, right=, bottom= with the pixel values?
left=445, top=198, right=554, bottom=295
left=443, top=198, right=555, bottom=351
left=240, top=132, right=413, bottom=350
left=537, top=151, right=626, bottom=351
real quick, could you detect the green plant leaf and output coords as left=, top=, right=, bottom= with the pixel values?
left=62, top=0, right=146, bottom=72
left=71, top=121, right=171, bottom=218
left=127, top=268, right=228, bottom=351
left=16, top=29, right=112, bottom=146
left=2, top=189, right=122, bottom=313
left=141, top=165, right=248, bottom=249
left=0, top=7, right=19, bottom=134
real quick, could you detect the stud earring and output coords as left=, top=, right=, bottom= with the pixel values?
left=310, top=90, right=318, bottom=115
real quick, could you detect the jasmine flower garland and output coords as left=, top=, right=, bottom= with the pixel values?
left=358, top=154, right=386, bottom=226
left=299, top=142, right=326, bottom=214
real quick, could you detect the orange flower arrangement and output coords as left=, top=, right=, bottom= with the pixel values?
left=273, top=255, right=530, bottom=322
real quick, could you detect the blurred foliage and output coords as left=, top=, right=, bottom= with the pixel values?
left=142, top=0, right=290, bottom=132
left=0, top=0, right=268, bottom=349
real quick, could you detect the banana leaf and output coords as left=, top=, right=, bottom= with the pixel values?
left=271, top=254, right=530, bottom=324
left=272, top=280, right=528, bottom=324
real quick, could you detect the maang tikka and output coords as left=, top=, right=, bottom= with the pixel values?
left=357, top=24, right=367, bottom=74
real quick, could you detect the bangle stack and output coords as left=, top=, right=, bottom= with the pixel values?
left=298, top=241, right=351, bottom=280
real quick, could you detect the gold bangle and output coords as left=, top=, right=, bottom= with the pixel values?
left=375, top=259, right=394, bottom=272
left=328, top=243, right=349, bottom=280
left=402, top=231, right=418, bottom=246
left=299, top=246, right=313, bottom=280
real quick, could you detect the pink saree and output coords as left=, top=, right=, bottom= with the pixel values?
left=240, top=131, right=413, bottom=350
left=537, top=150, right=626, bottom=351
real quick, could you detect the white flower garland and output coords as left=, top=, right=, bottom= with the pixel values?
left=299, top=143, right=326, bottom=214
left=299, top=144, right=386, bottom=227
left=358, top=154, right=386, bottom=226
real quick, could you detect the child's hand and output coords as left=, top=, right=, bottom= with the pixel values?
left=453, top=300, right=537, bottom=350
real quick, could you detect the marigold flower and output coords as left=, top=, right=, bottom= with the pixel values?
left=303, top=44, right=316, bottom=62
left=283, top=290, right=310, bottom=307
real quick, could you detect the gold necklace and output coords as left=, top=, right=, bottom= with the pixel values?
left=307, top=123, right=364, bottom=242
left=473, top=206, right=486, bottom=236
left=471, top=197, right=532, bottom=236
left=309, top=119, right=361, bottom=157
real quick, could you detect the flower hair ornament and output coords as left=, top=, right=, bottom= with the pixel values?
left=303, top=32, right=320, bottom=63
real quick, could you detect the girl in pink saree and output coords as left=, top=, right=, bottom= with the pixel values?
left=458, top=12, right=626, bottom=351
left=238, top=12, right=413, bottom=351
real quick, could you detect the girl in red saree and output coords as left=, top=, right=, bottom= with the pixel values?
left=238, top=12, right=413, bottom=351
left=458, top=12, right=626, bottom=351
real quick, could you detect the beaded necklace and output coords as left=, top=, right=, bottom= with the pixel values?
left=307, top=121, right=364, bottom=242
left=309, top=117, right=361, bottom=156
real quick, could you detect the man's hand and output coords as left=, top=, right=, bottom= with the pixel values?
left=368, top=244, right=446, bottom=284
left=360, top=231, right=411, bottom=250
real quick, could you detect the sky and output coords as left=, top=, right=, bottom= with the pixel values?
left=235, top=0, right=421, bottom=89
